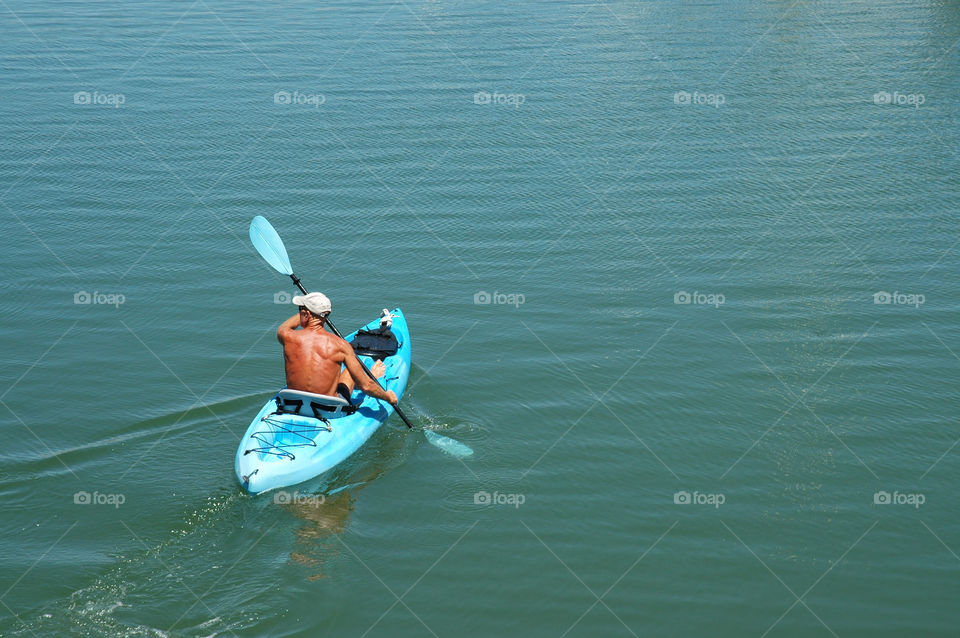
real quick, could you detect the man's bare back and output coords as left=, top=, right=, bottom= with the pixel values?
left=280, top=326, right=347, bottom=395
left=277, top=304, right=397, bottom=405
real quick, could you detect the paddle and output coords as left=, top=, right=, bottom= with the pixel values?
left=248, top=216, right=473, bottom=458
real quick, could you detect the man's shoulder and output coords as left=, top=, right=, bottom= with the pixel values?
left=281, top=327, right=347, bottom=349
left=277, top=325, right=298, bottom=341
left=306, top=330, right=349, bottom=353
left=328, top=332, right=351, bottom=352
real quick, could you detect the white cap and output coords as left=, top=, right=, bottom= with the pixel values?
left=292, top=292, right=331, bottom=315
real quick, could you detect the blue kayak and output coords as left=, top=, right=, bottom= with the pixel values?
left=235, top=308, right=411, bottom=494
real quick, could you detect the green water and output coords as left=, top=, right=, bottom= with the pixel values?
left=2, top=1, right=958, bottom=636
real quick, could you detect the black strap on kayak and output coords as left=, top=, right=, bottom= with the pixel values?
left=277, top=397, right=303, bottom=414
left=277, top=395, right=356, bottom=417
left=310, top=401, right=334, bottom=419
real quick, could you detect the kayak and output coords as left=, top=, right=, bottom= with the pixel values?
left=235, top=308, right=411, bottom=494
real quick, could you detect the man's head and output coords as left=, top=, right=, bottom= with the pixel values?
left=292, top=292, right=331, bottom=327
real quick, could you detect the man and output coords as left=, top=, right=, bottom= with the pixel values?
left=277, top=291, right=398, bottom=406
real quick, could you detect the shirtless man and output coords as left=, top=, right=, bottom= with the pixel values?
left=277, top=292, right=398, bottom=406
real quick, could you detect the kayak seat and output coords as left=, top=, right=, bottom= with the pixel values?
left=275, top=389, right=350, bottom=419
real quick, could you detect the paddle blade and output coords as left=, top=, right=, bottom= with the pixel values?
left=249, top=216, right=293, bottom=275
left=424, top=429, right=474, bottom=458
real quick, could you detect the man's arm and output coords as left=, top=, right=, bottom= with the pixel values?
left=276, top=314, right=300, bottom=343
left=342, top=343, right=398, bottom=404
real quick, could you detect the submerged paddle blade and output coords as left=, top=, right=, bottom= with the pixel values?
left=249, top=216, right=293, bottom=275
left=424, top=429, right=474, bottom=458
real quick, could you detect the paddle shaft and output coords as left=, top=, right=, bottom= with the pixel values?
left=289, top=274, right=414, bottom=429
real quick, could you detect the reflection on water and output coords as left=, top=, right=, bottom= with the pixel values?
left=278, top=426, right=410, bottom=581
left=286, top=488, right=359, bottom=581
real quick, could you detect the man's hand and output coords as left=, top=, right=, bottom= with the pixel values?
left=342, top=343, right=399, bottom=405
